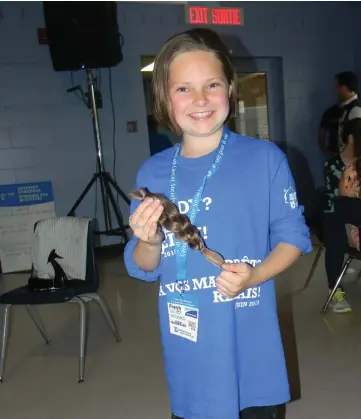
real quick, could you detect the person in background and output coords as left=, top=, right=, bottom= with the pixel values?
left=336, top=72, right=361, bottom=151
left=339, top=119, right=361, bottom=249
left=323, top=118, right=361, bottom=313
left=147, top=114, right=173, bottom=156
left=318, top=103, right=343, bottom=158
left=319, top=71, right=361, bottom=158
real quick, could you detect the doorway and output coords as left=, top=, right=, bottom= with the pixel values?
left=229, top=72, right=270, bottom=140
left=231, top=57, right=286, bottom=144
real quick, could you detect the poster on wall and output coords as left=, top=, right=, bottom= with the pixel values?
left=0, top=181, right=56, bottom=274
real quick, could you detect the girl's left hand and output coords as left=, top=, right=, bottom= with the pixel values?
left=216, top=263, right=257, bottom=299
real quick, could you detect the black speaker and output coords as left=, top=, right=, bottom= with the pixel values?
left=43, top=1, right=122, bottom=72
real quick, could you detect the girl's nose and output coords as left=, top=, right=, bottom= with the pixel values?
left=192, top=89, right=208, bottom=106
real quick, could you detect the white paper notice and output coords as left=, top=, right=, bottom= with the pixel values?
left=0, top=182, right=56, bottom=273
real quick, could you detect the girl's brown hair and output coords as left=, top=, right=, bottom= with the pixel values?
left=152, top=28, right=237, bottom=133
left=130, top=187, right=225, bottom=267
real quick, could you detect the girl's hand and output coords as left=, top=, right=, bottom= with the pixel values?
left=216, top=263, right=256, bottom=299
left=129, top=197, right=164, bottom=245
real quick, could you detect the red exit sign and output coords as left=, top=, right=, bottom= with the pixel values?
left=185, top=6, right=244, bottom=26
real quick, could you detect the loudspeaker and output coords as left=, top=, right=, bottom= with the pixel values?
left=43, top=1, right=122, bottom=72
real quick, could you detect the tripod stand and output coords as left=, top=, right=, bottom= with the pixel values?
left=68, top=69, right=130, bottom=243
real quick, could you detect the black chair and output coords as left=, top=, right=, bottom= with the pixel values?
left=304, top=187, right=326, bottom=289
left=0, top=217, right=121, bottom=383
left=321, top=196, right=361, bottom=314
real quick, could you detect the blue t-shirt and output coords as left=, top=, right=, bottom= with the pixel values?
left=124, top=129, right=312, bottom=419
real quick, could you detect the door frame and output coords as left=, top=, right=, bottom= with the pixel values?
left=232, top=57, right=286, bottom=146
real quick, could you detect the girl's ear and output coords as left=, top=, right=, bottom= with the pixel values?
left=348, top=134, right=354, bottom=145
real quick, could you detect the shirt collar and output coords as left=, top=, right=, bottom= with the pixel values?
left=341, top=94, right=358, bottom=107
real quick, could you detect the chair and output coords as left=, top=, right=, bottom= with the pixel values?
left=0, top=217, right=121, bottom=383
left=304, top=187, right=326, bottom=289
left=321, top=196, right=361, bottom=314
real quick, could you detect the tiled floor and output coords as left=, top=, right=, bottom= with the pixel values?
left=0, top=245, right=361, bottom=419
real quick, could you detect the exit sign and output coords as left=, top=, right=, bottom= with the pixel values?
left=185, top=6, right=244, bottom=26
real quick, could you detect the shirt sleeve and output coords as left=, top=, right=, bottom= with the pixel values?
left=348, top=106, right=361, bottom=120
left=269, top=154, right=312, bottom=254
left=123, top=164, right=163, bottom=282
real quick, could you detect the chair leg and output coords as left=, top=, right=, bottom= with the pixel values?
left=304, top=245, right=325, bottom=290
left=86, top=294, right=121, bottom=342
left=321, top=257, right=352, bottom=314
left=0, top=305, right=11, bottom=382
left=25, top=306, right=51, bottom=344
left=73, top=297, right=87, bottom=383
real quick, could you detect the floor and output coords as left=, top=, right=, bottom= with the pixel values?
left=0, top=244, right=361, bottom=419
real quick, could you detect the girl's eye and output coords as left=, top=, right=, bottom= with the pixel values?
left=209, top=82, right=220, bottom=89
left=176, top=87, right=189, bottom=93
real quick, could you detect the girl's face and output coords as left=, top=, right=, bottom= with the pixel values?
left=168, top=50, right=232, bottom=140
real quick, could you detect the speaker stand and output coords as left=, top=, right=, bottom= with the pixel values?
left=67, top=69, right=130, bottom=244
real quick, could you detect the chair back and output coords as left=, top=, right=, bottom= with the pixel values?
left=30, top=217, right=99, bottom=289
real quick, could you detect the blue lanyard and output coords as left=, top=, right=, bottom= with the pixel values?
left=169, top=126, right=230, bottom=287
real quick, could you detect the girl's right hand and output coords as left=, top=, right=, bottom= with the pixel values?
left=129, top=197, right=164, bottom=245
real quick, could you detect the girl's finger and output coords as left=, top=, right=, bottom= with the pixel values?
left=137, top=200, right=161, bottom=226
left=216, top=281, right=233, bottom=299
left=149, top=205, right=164, bottom=225
left=216, top=276, right=231, bottom=292
left=137, top=205, right=163, bottom=240
left=142, top=219, right=153, bottom=240
left=148, top=221, right=158, bottom=240
left=131, top=198, right=154, bottom=224
left=146, top=222, right=163, bottom=245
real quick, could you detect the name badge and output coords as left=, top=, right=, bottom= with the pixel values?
left=167, top=293, right=199, bottom=343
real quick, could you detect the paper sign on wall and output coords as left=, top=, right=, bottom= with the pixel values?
left=0, top=181, right=56, bottom=273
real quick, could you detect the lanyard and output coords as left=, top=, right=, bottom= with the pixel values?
left=169, top=126, right=230, bottom=288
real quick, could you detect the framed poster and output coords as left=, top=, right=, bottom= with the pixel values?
left=0, top=181, right=56, bottom=273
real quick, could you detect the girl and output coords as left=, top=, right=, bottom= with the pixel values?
left=339, top=118, right=361, bottom=250
left=322, top=119, right=361, bottom=313
left=124, top=28, right=311, bottom=419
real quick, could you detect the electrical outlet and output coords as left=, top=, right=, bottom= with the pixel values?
left=127, top=121, right=138, bottom=133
